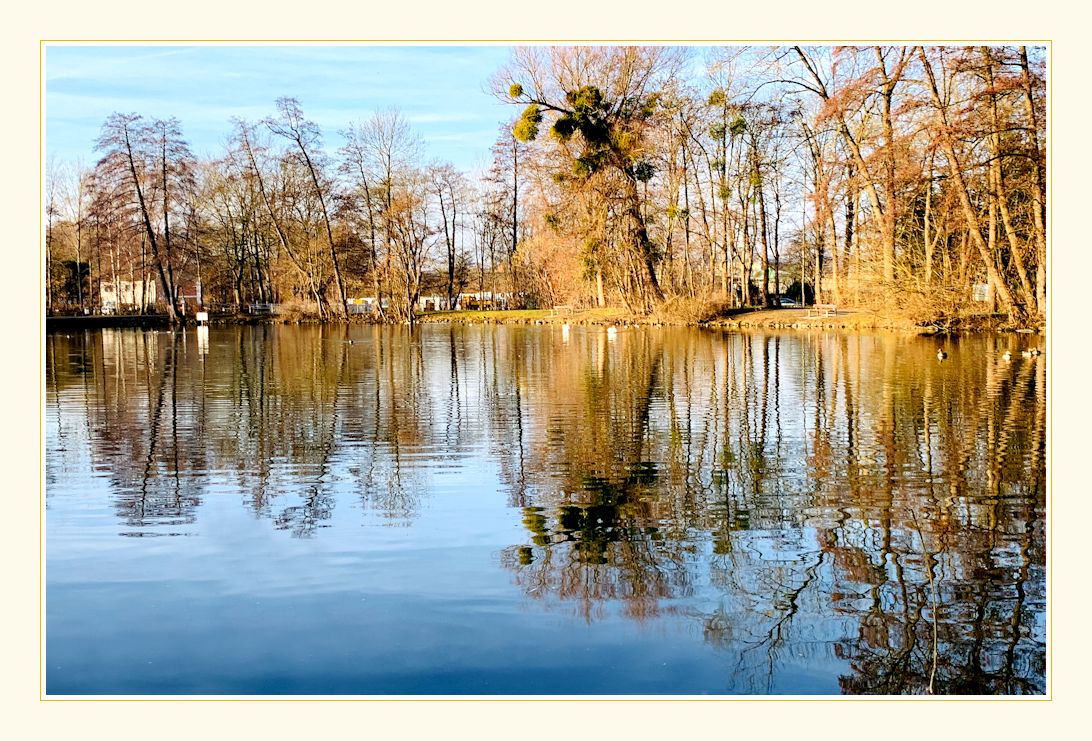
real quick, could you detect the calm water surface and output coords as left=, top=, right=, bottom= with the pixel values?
left=45, top=324, right=1046, bottom=695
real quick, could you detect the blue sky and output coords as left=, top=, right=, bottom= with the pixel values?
left=45, top=44, right=517, bottom=173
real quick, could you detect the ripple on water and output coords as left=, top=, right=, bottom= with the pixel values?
left=45, top=326, right=1046, bottom=696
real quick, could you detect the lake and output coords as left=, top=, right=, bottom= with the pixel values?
left=44, top=324, right=1046, bottom=695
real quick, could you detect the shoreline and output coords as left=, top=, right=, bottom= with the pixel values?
left=45, top=307, right=1044, bottom=335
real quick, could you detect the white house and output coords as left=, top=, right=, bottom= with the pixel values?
left=100, top=279, right=156, bottom=313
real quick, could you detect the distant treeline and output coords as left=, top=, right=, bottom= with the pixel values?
left=45, top=45, right=1046, bottom=327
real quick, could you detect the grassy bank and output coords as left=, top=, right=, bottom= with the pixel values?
left=189, top=304, right=1041, bottom=335
left=413, top=306, right=984, bottom=333
left=416, top=307, right=627, bottom=325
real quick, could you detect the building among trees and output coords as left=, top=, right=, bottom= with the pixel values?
left=99, top=279, right=156, bottom=315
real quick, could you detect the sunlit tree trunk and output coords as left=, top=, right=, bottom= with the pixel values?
left=1019, top=46, right=1047, bottom=315
left=918, top=47, right=1020, bottom=320
left=754, top=158, right=772, bottom=308
left=983, top=48, right=1037, bottom=314
left=924, top=157, right=933, bottom=289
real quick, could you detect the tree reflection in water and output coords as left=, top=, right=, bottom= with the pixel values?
left=492, top=329, right=1045, bottom=694
left=46, top=325, right=1045, bottom=694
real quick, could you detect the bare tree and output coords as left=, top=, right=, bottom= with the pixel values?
left=95, top=113, right=193, bottom=322
left=340, top=109, right=422, bottom=318
left=917, top=46, right=1020, bottom=320
left=266, top=98, right=348, bottom=318
left=389, top=170, right=433, bottom=323
left=429, top=162, right=469, bottom=309
left=230, top=118, right=329, bottom=317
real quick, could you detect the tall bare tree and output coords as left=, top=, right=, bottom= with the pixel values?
left=266, top=97, right=348, bottom=318
left=230, top=118, right=329, bottom=317
left=430, top=162, right=468, bottom=310
left=95, top=113, right=193, bottom=322
left=340, top=109, right=422, bottom=318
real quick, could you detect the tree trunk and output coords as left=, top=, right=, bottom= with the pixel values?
left=299, top=146, right=348, bottom=318
left=239, top=127, right=326, bottom=320
left=845, top=165, right=856, bottom=300
left=984, top=47, right=1037, bottom=313
left=624, top=175, right=663, bottom=309
left=924, top=162, right=933, bottom=289
left=754, top=157, right=772, bottom=307
left=359, top=176, right=384, bottom=319
left=123, top=128, right=178, bottom=323
left=875, top=47, right=901, bottom=284
left=1019, top=46, right=1047, bottom=315
left=919, top=47, right=1020, bottom=319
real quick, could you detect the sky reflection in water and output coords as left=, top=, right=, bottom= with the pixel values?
left=45, top=324, right=1046, bottom=695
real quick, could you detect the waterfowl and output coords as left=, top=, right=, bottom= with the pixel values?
left=936, top=349, right=948, bottom=360
left=1002, top=350, right=1012, bottom=361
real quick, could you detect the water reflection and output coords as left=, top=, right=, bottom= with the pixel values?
left=487, top=331, right=1044, bottom=694
left=46, top=326, right=1045, bottom=694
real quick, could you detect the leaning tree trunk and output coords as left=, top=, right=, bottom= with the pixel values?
left=984, top=47, right=1037, bottom=314
left=123, top=131, right=178, bottom=323
left=624, top=176, right=663, bottom=310
left=299, top=148, right=348, bottom=319
left=919, top=47, right=1022, bottom=322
